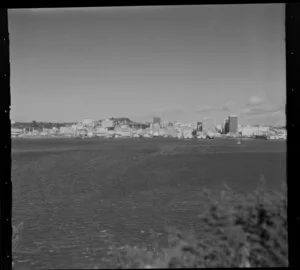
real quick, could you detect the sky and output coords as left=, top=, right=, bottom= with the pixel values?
left=8, top=4, right=286, bottom=126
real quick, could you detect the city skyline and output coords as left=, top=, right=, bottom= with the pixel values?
left=9, top=5, right=285, bottom=126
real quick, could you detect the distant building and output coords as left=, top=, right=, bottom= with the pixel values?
left=216, top=124, right=222, bottom=133
left=153, top=117, right=161, bottom=125
left=82, top=119, right=93, bottom=126
left=197, top=122, right=203, bottom=132
left=42, top=128, right=52, bottom=133
left=165, top=126, right=177, bottom=138
left=240, top=125, right=257, bottom=137
left=59, top=126, right=74, bottom=135
left=95, top=127, right=108, bottom=136
left=203, top=118, right=215, bottom=133
left=228, top=115, right=238, bottom=133
left=224, top=117, right=230, bottom=134
left=101, top=119, right=114, bottom=129
left=11, top=128, right=22, bottom=136
left=152, top=123, right=160, bottom=133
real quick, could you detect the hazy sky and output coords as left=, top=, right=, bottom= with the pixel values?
left=8, top=4, right=285, bottom=125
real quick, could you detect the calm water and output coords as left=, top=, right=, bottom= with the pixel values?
left=12, top=138, right=286, bottom=269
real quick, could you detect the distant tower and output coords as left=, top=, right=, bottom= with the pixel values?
left=224, top=117, right=230, bottom=134
left=228, top=115, right=238, bottom=133
left=203, top=118, right=215, bottom=132
left=153, top=117, right=161, bottom=125
left=197, top=122, right=203, bottom=132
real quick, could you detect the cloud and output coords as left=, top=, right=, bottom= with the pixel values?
left=220, top=101, right=234, bottom=111
left=241, top=103, right=285, bottom=118
left=247, top=96, right=264, bottom=107
left=242, top=95, right=285, bottom=122
left=196, top=101, right=234, bottom=113
left=196, top=106, right=215, bottom=113
left=151, top=107, right=185, bottom=117
left=239, top=101, right=285, bottom=126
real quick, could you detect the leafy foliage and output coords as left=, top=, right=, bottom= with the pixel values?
left=97, top=179, right=287, bottom=268
left=11, top=121, right=76, bottom=131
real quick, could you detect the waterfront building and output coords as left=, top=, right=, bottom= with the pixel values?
left=216, top=124, right=222, bottom=133
left=11, top=128, right=23, bottom=137
left=203, top=118, right=215, bottom=133
left=228, top=115, right=238, bottom=133
left=152, top=123, right=161, bottom=135
left=224, top=117, right=230, bottom=134
left=165, top=126, right=177, bottom=138
left=82, top=119, right=94, bottom=126
left=197, top=122, right=203, bottom=132
left=101, top=119, right=114, bottom=129
left=59, top=126, right=75, bottom=136
left=153, top=117, right=161, bottom=126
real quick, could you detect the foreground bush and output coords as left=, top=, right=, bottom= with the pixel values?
left=98, top=179, right=287, bottom=268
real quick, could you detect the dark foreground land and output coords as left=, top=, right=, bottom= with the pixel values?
left=12, top=138, right=286, bottom=269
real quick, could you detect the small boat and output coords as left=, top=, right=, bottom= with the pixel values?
left=237, top=139, right=241, bottom=145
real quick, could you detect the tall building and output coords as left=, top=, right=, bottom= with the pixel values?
left=197, top=122, right=203, bottom=132
left=224, top=117, right=230, bottom=134
left=203, top=118, right=215, bottom=132
left=153, top=117, right=161, bottom=125
left=82, top=119, right=94, bottom=126
left=228, top=115, right=238, bottom=133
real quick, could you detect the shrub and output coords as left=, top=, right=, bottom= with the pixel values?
left=98, top=179, right=287, bottom=268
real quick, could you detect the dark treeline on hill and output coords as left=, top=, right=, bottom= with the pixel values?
left=11, top=121, right=76, bottom=131
left=110, top=117, right=133, bottom=124
left=12, top=119, right=151, bottom=130
left=109, top=117, right=150, bottom=129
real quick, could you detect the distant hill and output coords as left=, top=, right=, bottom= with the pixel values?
left=11, top=121, right=76, bottom=131
left=110, top=117, right=133, bottom=124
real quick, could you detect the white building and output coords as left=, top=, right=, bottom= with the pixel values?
left=203, top=118, right=216, bottom=133
left=240, top=126, right=256, bottom=137
left=216, top=124, right=222, bottom=133
left=82, top=119, right=94, bottom=127
left=239, top=125, right=270, bottom=137
left=42, top=128, right=52, bottom=134
left=182, top=128, right=193, bottom=139
left=87, top=131, right=95, bottom=137
left=101, top=119, right=114, bottom=129
left=96, top=127, right=108, bottom=134
left=59, top=126, right=75, bottom=135
left=11, top=128, right=23, bottom=136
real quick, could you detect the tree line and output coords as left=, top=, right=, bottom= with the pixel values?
left=11, top=121, right=76, bottom=131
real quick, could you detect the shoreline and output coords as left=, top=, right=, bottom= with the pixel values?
left=11, top=136, right=286, bottom=142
